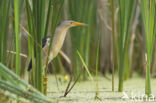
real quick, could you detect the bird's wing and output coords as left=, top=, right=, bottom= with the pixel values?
left=42, top=36, right=51, bottom=48
left=27, top=59, right=32, bottom=71
left=27, top=36, right=51, bottom=71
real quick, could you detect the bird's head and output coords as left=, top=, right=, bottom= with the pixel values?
left=59, top=20, right=87, bottom=29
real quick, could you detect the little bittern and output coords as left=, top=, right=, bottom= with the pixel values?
left=28, top=20, right=86, bottom=71
left=28, top=20, right=86, bottom=96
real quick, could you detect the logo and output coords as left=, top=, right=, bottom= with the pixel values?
left=122, top=91, right=156, bottom=102
left=122, top=92, right=129, bottom=99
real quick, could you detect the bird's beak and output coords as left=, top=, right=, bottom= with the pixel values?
left=72, top=22, right=87, bottom=26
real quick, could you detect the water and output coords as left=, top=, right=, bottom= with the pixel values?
left=47, top=75, right=156, bottom=103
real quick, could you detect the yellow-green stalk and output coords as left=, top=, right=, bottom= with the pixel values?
left=140, top=0, right=155, bottom=96
left=14, top=0, right=21, bottom=76
left=118, top=0, right=136, bottom=92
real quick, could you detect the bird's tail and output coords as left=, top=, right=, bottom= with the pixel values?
left=27, top=59, right=32, bottom=71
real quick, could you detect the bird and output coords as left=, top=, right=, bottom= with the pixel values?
left=28, top=20, right=86, bottom=71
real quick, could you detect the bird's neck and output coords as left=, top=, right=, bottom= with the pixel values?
left=56, top=27, right=69, bottom=37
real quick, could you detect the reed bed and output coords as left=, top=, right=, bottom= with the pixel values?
left=117, top=0, right=136, bottom=92
left=140, top=0, right=156, bottom=96
left=0, top=0, right=10, bottom=66
left=67, top=0, right=97, bottom=79
left=0, top=63, right=52, bottom=103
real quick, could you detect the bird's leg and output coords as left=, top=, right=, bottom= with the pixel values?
left=63, top=66, right=84, bottom=97
left=43, top=65, right=48, bottom=95
left=63, top=64, right=73, bottom=97
left=43, top=75, right=48, bottom=95
left=63, top=73, right=73, bottom=97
